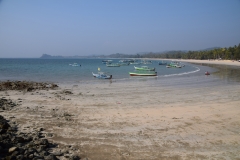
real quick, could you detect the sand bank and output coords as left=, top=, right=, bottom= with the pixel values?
left=1, top=64, right=240, bottom=159
left=178, top=59, right=240, bottom=66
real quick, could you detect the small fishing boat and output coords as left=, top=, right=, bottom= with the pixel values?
left=69, top=63, right=81, bottom=67
left=119, top=62, right=130, bottom=66
left=130, top=62, right=140, bottom=65
left=166, top=63, right=181, bottom=68
left=134, top=66, right=155, bottom=71
left=102, top=60, right=112, bottom=64
left=205, top=71, right=210, bottom=75
left=106, top=63, right=120, bottom=67
left=92, top=72, right=112, bottom=79
left=166, top=65, right=171, bottom=68
left=141, top=60, right=152, bottom=64
left=129, top=71, right=157, bottom=76
left=159, top=61, right=167, bottom=65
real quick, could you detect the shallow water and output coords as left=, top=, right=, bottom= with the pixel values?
left=0, top=58, right=239, bottom=88
left=0, top=58, right=200, bottom=81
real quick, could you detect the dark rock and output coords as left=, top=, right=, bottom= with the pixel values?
left=0, top=81, right=58, bottom=91
left=69, top=155, right=81, bottom=160
left=16, top=155, right=24, bottom=160
left=34, top=151, right=41, bottom=157
left=28, top=154, right=34, bottom=159
left=38, top=128, right=44, bottom=131
left=0, top=100, right=74, bottom=160
left=39, top=139, right=48, bottom=145
left=28, top=148, right=36, bottom=154
left=38, top=145, right=47, bottom=151
left=44, top=155, right=58, bottom=160
left=11, top=150, right=19, bottom=156
left=52, top=151, right=63, bottom=156
left=12, top=136, right=25, bottom=143
left=39, top=151, right=48, bottom=157
left=0, top=119, right=10, bottom=133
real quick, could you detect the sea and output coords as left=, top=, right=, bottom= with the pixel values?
left=0, top=58, right=238, bottom=87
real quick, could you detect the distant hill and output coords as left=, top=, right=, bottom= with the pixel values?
left=39, top=54, right=99, bottom=59
left=39, top=47, right=222, bottom=59
left=39, top=54, right=64, bottom=59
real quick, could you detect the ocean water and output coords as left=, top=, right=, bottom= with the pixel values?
left=0, top=58, right=216, bottom=85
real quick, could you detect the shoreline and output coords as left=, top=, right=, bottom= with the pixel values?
left=170, top=59, right=240, bottom=66
left=1, top=62, right=240, bottom=159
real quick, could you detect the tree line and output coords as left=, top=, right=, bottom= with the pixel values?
left=108, top=43, right=240, bottom=60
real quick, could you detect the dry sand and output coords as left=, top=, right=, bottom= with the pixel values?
left=1, top=61, right=240, bottom=160
left=178, top=59, right=240, bottom=66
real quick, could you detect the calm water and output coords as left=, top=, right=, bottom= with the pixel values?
left=1, top=58, right=236, bottom=87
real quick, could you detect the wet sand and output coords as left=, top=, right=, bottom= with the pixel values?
left=1, top=61, right=240, bottom=160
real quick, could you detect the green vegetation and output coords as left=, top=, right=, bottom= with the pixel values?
left=108, top=43, right=240, bottom=60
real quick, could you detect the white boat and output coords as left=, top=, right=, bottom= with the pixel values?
left=102, top=60, right=112, bottom=64
left=69, top=63, right=81, bottom=67
left=141, top=60, right=152, bottom=64
left=166, top=62, right=182, bottom=68
left=106, top=63, right=120, bottom=67
left=92, top=72, right=112, bottom=79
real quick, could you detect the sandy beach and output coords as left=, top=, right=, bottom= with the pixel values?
left=179, top=59, right=240, bottom=66
left=1, top=61, right=240, bottom=160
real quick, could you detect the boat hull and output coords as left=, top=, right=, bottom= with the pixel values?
left=129, top=72, right=157, bottom=76
left=106, top=63, right=120, bottom=67
left=92, top=72, right=112, bottom=79
left=134, top=66, right=155, bottom=71
left=205, top=72, right=210, bottom=75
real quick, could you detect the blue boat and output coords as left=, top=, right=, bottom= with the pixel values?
left=159, top=61, right=167, bottom=65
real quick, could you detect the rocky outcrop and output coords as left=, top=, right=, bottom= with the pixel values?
left=0, top=98, right=17, bottom=111
left=0, top=81, right=81, bottom=160
left=0, top=81, right=58, bottom=91
left=0, top=114, right=81, bottom=160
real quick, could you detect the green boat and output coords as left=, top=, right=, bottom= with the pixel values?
left=134, top=66, right=155, bottom=71
left=166, top=62, right=182, bottom=68
left=129, top=70, right=157, bottom=76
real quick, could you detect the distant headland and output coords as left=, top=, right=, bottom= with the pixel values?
left=39, top=54, right=98, bottom=59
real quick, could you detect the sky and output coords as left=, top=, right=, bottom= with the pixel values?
left=0, top=0, right=240, bottom=58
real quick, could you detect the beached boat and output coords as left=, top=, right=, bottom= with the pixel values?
left=134, top=66, right=155, bottom=71
left=106, top=63, right=120, bottom=67
left=69, top=63, right=81, bottom=67
left=92, top=72, right=112, bottom=79
left=129, top=70, right=157, bottom=76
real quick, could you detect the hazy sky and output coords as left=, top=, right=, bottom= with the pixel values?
left=0, top=0, right=240, bottom=58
